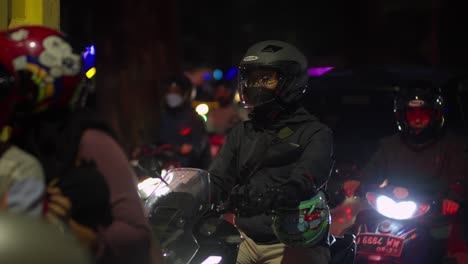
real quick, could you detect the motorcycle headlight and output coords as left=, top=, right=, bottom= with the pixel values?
left=375, top=195, right=417, bottom=220
left=137, top=178, right=160, bottom=199
left=367, top=192, right=431, bottom=220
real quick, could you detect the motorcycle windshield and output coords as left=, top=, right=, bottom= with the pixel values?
left=145, top=168, right=211, bottom=264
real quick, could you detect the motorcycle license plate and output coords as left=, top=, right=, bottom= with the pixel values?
left=356, top=233, right=404, bottom=257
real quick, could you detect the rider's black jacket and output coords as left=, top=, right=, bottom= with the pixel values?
left=209, top=106, right=333, bottom=244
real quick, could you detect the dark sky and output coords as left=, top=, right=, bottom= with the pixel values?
left=177, top=0, right=468, bottom=70
left=177, top=0, right=348, bottom=69
left=60, top=0, right=468, bottom=70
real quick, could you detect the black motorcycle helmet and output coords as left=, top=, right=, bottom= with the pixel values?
left=394, top=80, right=445, bottom=148
left=238, top=40, right=308, bottom=110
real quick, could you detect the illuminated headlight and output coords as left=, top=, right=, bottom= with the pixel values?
left=137, top=178, right=160, bottom=199
left=196, top=104, right=209, bottom=115
left=201, top=256, right=223, bottom=264
left=375, top=195, right=417, bottom=220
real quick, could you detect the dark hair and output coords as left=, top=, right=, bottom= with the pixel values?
left=213, top=80, right=235, bottom=92
left=161, top=75, right=193, bottom=94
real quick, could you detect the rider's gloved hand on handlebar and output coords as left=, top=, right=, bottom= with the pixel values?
left=230, top=185, right=277, bottom=211
left=273, top=186, right=301, bottom=209
left=229, top=184, right=301, bottom=213
left=227, top=185, right=249, bottom=209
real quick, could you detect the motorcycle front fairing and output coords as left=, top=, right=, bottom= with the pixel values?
left=353, top=208, right=432, bottom=263
left=145, top=168, right=211, bottom=264
left=352, top=182, right=439, bottom=263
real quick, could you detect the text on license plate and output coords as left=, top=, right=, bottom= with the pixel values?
left=356, top=233, right=405, bottom=257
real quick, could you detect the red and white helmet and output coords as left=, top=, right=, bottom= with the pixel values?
left=0, top=25, right=83, bottom=129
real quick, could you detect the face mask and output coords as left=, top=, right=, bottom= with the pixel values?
left=250, top=99, right=285, bottom=124
left=243, top=87, right=276, bottom=107
left=166, top=94, right=184, bottom=108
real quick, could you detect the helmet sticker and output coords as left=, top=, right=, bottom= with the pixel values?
left=9, top=29, right=29, bottom=41
left=408, top=99, right=425, bottom=107
left=243, top=56, right=258, bottom=62
left=304, top=210, right=325, bottom=230
left=12, top=56, right=27, bottom=70
left=39, top=36, right=81, bottom=77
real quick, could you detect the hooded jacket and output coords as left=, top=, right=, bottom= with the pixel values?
left=209, top=106, right=333, bottom=244
left=12, top=108, right=152, bottom=264
left=360, top=130, right=468, bottom=203
left=158, top=104, right=211, bottom=169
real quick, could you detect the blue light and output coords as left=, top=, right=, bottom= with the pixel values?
left=213, top=69, right=223, bottom=80
left=203, top=72, right=212, bottom=81
left=82, top=44, right=96, bottom=72
left=90, top=45, right=96, bottom=55
left=224, top=67, right=238, bottom=80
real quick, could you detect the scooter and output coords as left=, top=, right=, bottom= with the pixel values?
left=144, top=167, right=241, bottom=264
left=348, top=181, right=454, bottom=264
left=140, top=163, right=356, bottom=264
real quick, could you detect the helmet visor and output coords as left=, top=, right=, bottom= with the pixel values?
left=405, top=108, right=434, bottom=129
left=238, top=66, right=287, bottom=108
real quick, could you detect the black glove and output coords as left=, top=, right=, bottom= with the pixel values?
left=228, top=184, right=275, bottom=214
left=229, top=184, right=303, bottom=214
left=273, top=185, right=302, bottom=209
left=227, top=185, right=250, bottom=210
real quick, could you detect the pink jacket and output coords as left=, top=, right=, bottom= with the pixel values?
left=79, top=129, right=152, bottom=264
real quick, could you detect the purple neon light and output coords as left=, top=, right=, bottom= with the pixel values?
left=307, top=67, right=334, bottom=76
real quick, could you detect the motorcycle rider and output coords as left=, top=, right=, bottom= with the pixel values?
left=0, top=63, right=45, bottom=216
left=342, top=80, right=468, bottom=262
left=209, top=40, right=333, bottom=264
left=206, top=80, right=248, bottom=134
left=0, top=26, right=152, bottom=264
left=157, top=74, right=212, bottom=169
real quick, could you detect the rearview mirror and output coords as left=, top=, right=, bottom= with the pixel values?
left=138, top=156, right=163, bottom=179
